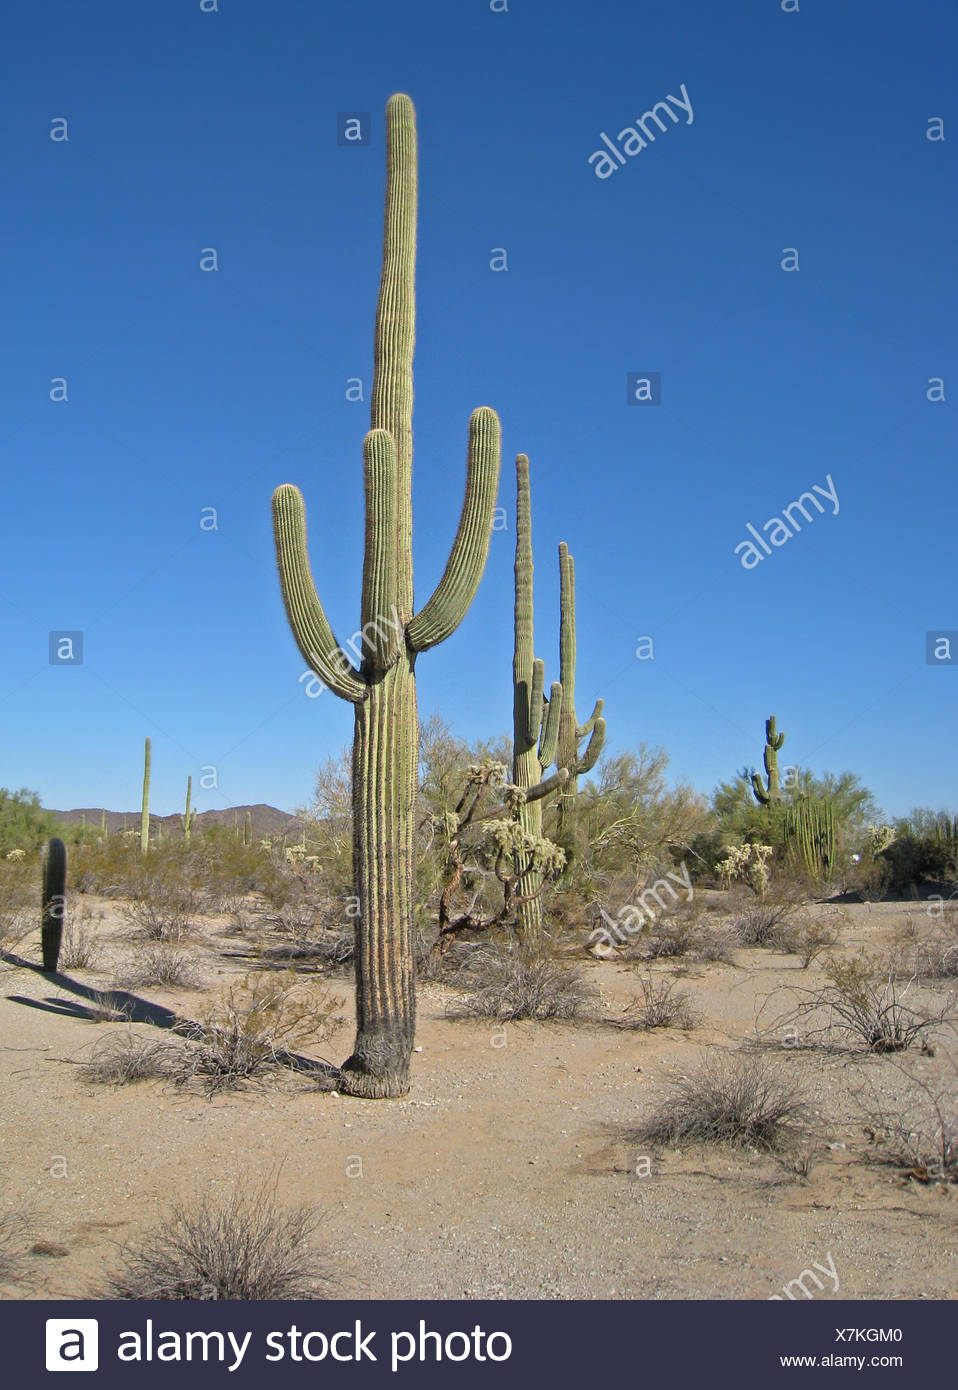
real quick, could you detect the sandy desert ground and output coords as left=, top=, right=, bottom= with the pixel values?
left=1, top=894, right=956, bottom=1302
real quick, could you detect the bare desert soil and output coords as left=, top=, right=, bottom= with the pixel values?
left=1, top=895, right=956, bottom=1301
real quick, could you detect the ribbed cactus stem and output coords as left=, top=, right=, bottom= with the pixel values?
left=511, top=456, right=570, bottom=947
left=182, top=776, right=194, bottom=843
left=751, top=714, right=785, bottom=805
left=244, top=810, right=252, bottom=848
left=555, top=541, right=606, bottom=837
left=41, top=837, right=67, bottom=973
left=140, top=737, right=151, bottom=855
left=271, top=94, right=501, bottom=1096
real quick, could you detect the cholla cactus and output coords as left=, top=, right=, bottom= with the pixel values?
left=270, top=95, right=501, bottom=1097
left=716, top=842, right=774, bottom=897
left=866, top=824, right=895, bottom=856
left=5, top=848, right=26, bottom=862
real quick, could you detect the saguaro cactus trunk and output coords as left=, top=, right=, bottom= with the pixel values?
left=182, top=776, right=194, bottom=843
left=140, top=737, right=151, bottom=855
left=41, top=837, right=67, bottom=973
left=272, top=94, right=501, bottom=1096
left=512, top=455, right=568, bottom=948
left=555, top=541, right=606, bottom=840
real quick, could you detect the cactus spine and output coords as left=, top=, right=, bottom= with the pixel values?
left=182, top=776, right=195, bottom=842
left=511, top=456, right=569, bottom=946
left=140, top=737, right=151, bottom=854
left=751, top=715, right=785, bottom=806
left=271, top=94, right=501, bottom=1097
left=555, top=541, right=606, bottom=837
left=41, top=837, right=67, bottom=973
left=784, top=797, right=834, bottom=878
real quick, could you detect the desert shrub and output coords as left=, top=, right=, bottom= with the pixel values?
left=636, top=1052, right=810, bottom=1150
left=446, top=944, right=598, bottom=1021
left=776, top=918, right=839, bottom=968
left=174, top=977, right=343, bottom=1093
left=635, top=913, right=703, bottom=959
left=81, top=1031, right=182, bottom=1085
left=121, top=880, right=200, bottom=942
left=101, top=1184, right=330, bottom=1299
left=614, top=910, right=736, bottom=965
left=0, top=853, right=37, bottom=947
left=728, top=898, right=795, bottom=946
left=0, top=1207, right=31, bottom=1283
left=257, top=906, right=356, bottom=972
left=617, top=973, right=699, bottom=1031
left=862, top=1057, right=958, bottom=1184
left=773, top=954, right=958, bottom=1053
left=58, top=910, right=101, bottom=970
left=86, top=991, right=134, bottom=1023
left=115, top=946, right=203, bottom=990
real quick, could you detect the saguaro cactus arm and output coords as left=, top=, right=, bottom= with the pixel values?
left=538, top=683, right=563, bottom=769
left=577, top=699, right=604, bottom=739
left=556, top=542, right=606, bottom=783
left=576, top=713, right=606, bottom=774
left=272, top=484, right=368, bottom=703
left=408, top=408, right=502, bottom=652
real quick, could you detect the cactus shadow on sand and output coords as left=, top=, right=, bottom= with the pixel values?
left=0, top=950, right=338, bottom=1082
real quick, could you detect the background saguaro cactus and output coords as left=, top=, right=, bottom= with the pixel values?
left=182, top=776, right=195, bottom=843
left=244, top=809, right=252, bottom=848
left=140, top=737, right=151, bottom=855
left=751, top=715, right=785, bottom=806
left=511, top=455, right=570, bottom=946
left=555, top=540, right=606, bottom=840
left=271, top=93, right=501, bottom=1097
left=41, top=837, right=67, bottom=973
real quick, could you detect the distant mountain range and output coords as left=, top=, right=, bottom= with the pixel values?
left=49, top=804, right=306, bottom=839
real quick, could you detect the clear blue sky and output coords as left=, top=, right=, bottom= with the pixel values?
left=1, top=0, right=954, bottom=819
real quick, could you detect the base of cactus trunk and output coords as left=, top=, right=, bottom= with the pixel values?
left=338, top=1032, right=412, bottom=1098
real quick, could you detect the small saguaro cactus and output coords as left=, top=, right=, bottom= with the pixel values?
left=751, top=715, right=785, bottom=806
left=140, top=737, right=151, bottom=854
left=555, top=541, right=606, bottom=839
left=41, top=837, right=67, bottom=973
left=182, top=776, right=196, bottom=842
left=244, top=810, right=252, bottom=848
left=271, top=94, right=501, bottom=1097
left=511, top=454, right=570, bottom=947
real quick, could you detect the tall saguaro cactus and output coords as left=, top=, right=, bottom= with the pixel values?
left=512, top=455, right=569, bottom=946
left=751, top=715, right=785, bottom=806
left=140, top=737, right=151, bottom=855
left=272, top=94, right=501, bottom=1097
left=555, top=541, right=606, bottom=837
left=182, top=776, right=195, bottom=842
